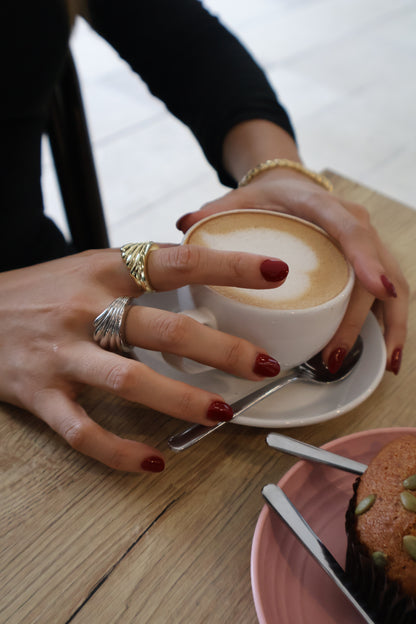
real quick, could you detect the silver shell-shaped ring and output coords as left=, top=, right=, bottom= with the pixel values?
left=93, top=296, right=133, bottom=353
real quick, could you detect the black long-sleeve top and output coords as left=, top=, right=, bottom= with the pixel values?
left=0, top=0, right=295, bottom=270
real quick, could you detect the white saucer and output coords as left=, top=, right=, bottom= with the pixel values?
left=133, top=290, right=386, bottom=428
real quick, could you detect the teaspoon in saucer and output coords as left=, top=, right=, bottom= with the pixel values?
left=168, top=336, right=363, bottom=452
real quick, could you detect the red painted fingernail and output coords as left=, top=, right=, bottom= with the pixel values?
left=260, top=259, right=289, bottom=282
left=328, top=347, right=347, bottom=375
left=176, top=213, right=192, bottom=232
left=206, top=400, right=234, bottom=422
left=381, top=274, right=397, bottom=298
left=253, top=353, right=280, bottom=377
left=391, top=347, right=402, bottom=375
left=141, top=456, right=165, bottom=473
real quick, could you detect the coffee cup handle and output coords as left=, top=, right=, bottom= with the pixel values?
left=162, top=307, right=218, bottom=374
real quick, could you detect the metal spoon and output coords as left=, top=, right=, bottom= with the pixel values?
left=168, top=336, right=363, bottom=452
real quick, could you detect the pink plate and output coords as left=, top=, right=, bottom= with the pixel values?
left=251, top=427, right=416, bottom=624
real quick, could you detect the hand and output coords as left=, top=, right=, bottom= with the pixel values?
left=176, top=171, right=409, bottom=374
left=0, top=245, right=287, bottom=472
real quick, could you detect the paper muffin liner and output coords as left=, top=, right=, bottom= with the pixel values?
left=345, top=478, right=416, bottom=624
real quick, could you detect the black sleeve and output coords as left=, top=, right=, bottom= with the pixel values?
left=86, top=0, right=296, bottom=187
left=0, top=0, right=75, bottom=270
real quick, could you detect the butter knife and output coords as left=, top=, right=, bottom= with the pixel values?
left=262, top=484, right=376, bottom=624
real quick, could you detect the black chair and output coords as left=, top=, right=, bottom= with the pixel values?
left=47, top=51, right=109, bottom=251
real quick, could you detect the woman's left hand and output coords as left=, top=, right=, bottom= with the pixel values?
left=176, top=171, right=409, bottom=374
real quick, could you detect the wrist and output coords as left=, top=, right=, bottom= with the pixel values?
left=222, top=119, right=302, bottom=183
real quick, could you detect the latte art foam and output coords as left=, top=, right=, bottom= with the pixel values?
left=186, top=212, right=349, bottom=310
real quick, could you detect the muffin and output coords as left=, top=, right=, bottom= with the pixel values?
left=345, top=435, right=416, bottom=623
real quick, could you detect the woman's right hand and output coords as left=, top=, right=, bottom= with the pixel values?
left=0, top=245, right=287, bottom=473
left=178, top=173, right=409, bottom=375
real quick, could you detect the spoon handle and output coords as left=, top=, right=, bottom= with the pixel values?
left=168, top=373, right=298, bottom=452
left=267, top=433, right=367, bottom=475
left=262, top=484, right=376, bottom=624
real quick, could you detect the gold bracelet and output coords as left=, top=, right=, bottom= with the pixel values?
left=238, top=158, right=333, bottom=192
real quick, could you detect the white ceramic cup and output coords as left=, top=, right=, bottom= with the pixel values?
left=163, top=210, right=354, bottom=374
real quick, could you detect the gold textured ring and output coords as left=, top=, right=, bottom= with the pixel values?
left=93, top=296, right=133, bottom=354
left=120, top=242, right=159, bottom=292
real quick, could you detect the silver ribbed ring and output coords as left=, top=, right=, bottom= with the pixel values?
left=93, top=296, right=133, bottom=353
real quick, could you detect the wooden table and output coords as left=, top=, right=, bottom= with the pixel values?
left=1, top=172, right=415, bottom=624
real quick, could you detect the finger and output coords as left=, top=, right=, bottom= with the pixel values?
left=64, top=343, right=238, bottom=425
left=382, top=294, right=408, bottom=375
left=307, top=197, right=407, bottom=306
left=321, top=282, right=375, bottom=374
left=123, top=305, right=280, bottom=380
left=369, top=244, right=408, bottom=373
left=175, top=182, right=278, bottom=232
left=176, top=190, right=244, bottom=233
left=292, top=196, right=396, bottom=301
left=177, top=194, right=394, bottom=301
left=32, top=388, right=165, bottom=473
left=146, top=244, right=289, bottom=291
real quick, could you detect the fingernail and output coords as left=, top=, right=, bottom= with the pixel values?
left=141, top=456, right=165, bottom=473
left=381, top=275, right=397, bottom=298
left=253, top=353, right=280, bottom=377
left=260, top=259, right=289, bottom=282
left=327, top=347, right=347, bottom=375
left=176, top=213, right=192, bottom=232
left=391, top=347, right=402, bottom=375
left=206, top=400, right=234, bottom=422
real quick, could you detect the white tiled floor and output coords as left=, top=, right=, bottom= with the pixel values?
left=41, top=0, right=416, bottom=246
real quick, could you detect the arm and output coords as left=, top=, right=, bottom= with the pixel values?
left=223, top=119, right=302, bottom=181
left=84, top=0, right=295, bottom=186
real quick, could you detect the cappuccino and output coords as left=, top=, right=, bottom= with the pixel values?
left=185, top=211, right=349, bottom=310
